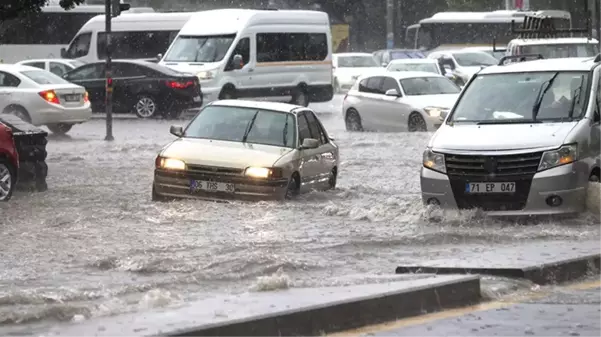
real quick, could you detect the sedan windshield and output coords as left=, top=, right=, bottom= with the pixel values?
left=163, top=34, right=236, bottom=63
left=337, top=56, right=378, bottom=67
left=449, top=71, right=590, bottom=123
left=21, top=70, right=70, bottom=85
left=388, top=62, right=440, bottom=74
left=452, top=52, right=498, bottom=66
left=400, top=76, right=461, bottom=95
left=184, top=106, right=297, bottom=148
left=521, top=43, right=599, bottom=59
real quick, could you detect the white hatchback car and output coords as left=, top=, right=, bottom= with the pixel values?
left=0, top=64, right=92, bottom=134
left=333, top=53, right=382, bottom=93
left=342, top=71, right=461, bottom=132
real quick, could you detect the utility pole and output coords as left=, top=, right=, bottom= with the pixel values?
left=386, top=0, right=394, bottom=49
left=104, top=0, right=113, bottom=141
left=104, top=0, right=130, bottom=141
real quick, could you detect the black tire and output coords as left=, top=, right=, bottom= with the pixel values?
left=291, top=87, right=309, bottom=107
left=590, top=170, right=600, bottom=182
left=345, top=109, right=364, bottom=131
left=219, top=87, right=236, bottom=100
left=0, top=158, right=16, bottom=202
left=327, top=168, right=337, bottom=190
left=284, top=174, right=300, bottom=200
left=408, top=112, right=428, bottom=132
left=2, top=106, right=31, bottom=123
left=134, top=95, right=158, bottom=119
left=47, top=123, right=73, bottom=135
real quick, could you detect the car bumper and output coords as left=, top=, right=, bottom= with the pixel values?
left=153, top=169, right=289, bottom=201
left=424, top=115, right=443, bottom=131
left=420, top=163, right=587, bottom=216
left=34, top=106, right=92, bottom=125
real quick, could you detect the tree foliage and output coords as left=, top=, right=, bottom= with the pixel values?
left=1, top=0, right=86, bottom=22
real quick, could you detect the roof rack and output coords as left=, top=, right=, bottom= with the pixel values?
left=498, top=54, right=543, bottom=65
left=510, top=14, right=591, bottom=39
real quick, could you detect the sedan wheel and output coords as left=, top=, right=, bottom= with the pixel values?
left=408, top=113, right=427, bottom=132
left=345, top=109, right=364, bottom=131
left=0, top=161, right=14, bottom=202
left=47, top=123, right=73, bottom=135
left=135, top=96, right=157, bottom=118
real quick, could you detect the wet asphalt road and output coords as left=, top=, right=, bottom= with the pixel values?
left=355, top=281, right=601, bottom=336
left=0, top=96, right=599, bottom=330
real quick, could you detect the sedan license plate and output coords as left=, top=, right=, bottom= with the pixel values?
left=465, top=182, right=515, bottom=194
left=193, top=96, right=201, bottom=102
left=191, top=180, right=235, bottom=193
left=64, top=94, right=80, bottom=102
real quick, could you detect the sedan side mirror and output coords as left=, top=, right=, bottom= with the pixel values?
left=170, top=125, right=184, bottom=137
left=300, top=138, right=319, bottom=149
left=232, top=54, right=244, bottom=70
left=385, top=89, right=401, bottom=97
left=156, top=53, right=163, bottom=61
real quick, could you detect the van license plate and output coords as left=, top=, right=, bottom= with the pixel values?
left=465, top=182, right=515, bottom=193
left=191, top=180, right=235, bottom=193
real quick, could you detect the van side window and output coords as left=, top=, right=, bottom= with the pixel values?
left=257, top=33, right=328, bottom=63
left=65, top=32, right=91, bottom=58
left=226, top=37, right=250, bottom=71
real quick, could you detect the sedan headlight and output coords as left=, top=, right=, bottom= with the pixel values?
left=423, top=107, right=447, bottom=118
left=538, top=144, right=578, bottom=171
left=156, top=157, right=186, bottom=170
left=244, top=167, right=283, bottom=179
left=423, top=148, right=446, bottom=173
left=197, top=70, right=216, bottom=80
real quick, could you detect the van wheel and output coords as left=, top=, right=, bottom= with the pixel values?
left=345, top=109, right=363, bottom=131
left=590, top=168, right=600, bottom=182
left=408, top=112, right=427, bottom=132
left=219, top=87, right=237, bottom=100
left=291, top=87, right=309, bottom=107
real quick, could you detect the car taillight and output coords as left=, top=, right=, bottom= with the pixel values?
left=39, top=90, right=59, bottom=104
left=83, top=91, right=89, bottom=102
left=166, top=80, right=194, bottom=89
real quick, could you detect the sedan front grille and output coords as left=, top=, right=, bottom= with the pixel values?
left=186, top=164, right=243, bottom=177
left=445, top=152, right=543, bottom=176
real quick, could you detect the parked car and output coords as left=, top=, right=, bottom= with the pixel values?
left=0, top=64, right=92, bottom=134
left=332, top=53, right=381, bottom=93
left=16, top=59, right=86, bottom=77
left=0, top=121, right=18, bottom=201
left=386, top=58, right=444, bottom=75
left=372, top=49, right=425, bottom=67
left=153, top=100, right=339, bottom=201
left=63, top=59, right=202, bottom=119
left=342, top=71, right=461, bottom=132
left=427, top=50, right=498, bottom=84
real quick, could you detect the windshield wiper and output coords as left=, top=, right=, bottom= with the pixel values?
left=532, top=72, right=560, bottom=121
left=567, top=75, right=585, bottom=119
left=282, top=114, right=289, bottom=147
left=477, top=119, right=542, bottom=125
left=242, top=110, right=260, bottom=143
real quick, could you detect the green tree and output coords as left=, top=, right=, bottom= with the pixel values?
left=1, top=0, right=85, bottom=22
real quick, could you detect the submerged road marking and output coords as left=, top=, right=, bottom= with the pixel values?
left=329, top=279, right=601, bottom=337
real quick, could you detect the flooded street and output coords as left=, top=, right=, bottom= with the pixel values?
left=0, top=97, right=599, bottom=330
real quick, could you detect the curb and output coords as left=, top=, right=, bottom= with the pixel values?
left=49, top=275, right=480, bottom=337
left=396, top=254, right=600, bottom=285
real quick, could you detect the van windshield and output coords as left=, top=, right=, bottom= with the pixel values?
left=163, top=34, right=236, bottom=63
left=449, top=71, right=591, bottom=123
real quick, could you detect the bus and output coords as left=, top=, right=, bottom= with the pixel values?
left=62, top=12, right=193, bottom=63
left=0, top=1, right=154, bottom=64
left=405, top=10, right=572, bottom=53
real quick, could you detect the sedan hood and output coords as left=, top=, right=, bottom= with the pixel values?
left=162, top=138, right=293, bottom=169
left=431, top=122, right=578, bottom=151
left=404, top=94, right=459, bottom=110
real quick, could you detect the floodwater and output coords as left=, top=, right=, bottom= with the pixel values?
left=0, top=96, right=599, bottom=332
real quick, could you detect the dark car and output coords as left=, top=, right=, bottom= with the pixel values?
left=373, top=49, right=426, bottom=67
left=63, top=60, right=202, bottom=119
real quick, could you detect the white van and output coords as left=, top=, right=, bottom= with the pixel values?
left=61, top=12, right=193, bottom=63
left=159, top=9, right=334, bottom=107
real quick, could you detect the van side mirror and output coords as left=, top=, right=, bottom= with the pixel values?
left=385, top=89, right=401, bottom=97
left=300, top=138, right=319, bottom=149
left=60, top=47, right=67, bottom=58
left=232, top=54, right=244, bottom=70
left=170, top=125, right=183, bottom=137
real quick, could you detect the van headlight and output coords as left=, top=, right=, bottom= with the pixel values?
left=538, top=144, right=578, bottom=171
left=197, top=70, right=216, bottom=80
left=423, top=148, right=446, bottom=173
